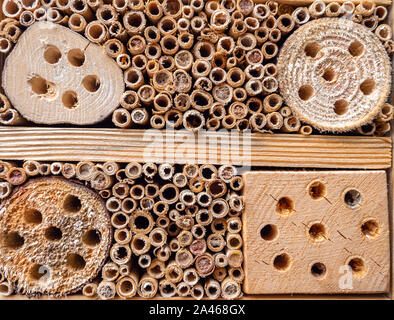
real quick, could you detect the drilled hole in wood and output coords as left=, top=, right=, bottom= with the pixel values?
left=348, top=257, right=366, bottom=278
left=308, top=181, right=327, bottom=200
left=361, top=219, right=380, bottom=239
left=298, top=85, right=314, bottom=101
left=44, top=226, right=62, bottom=241
left=348, top=40, right=364, bottom=57
left=43, top=45, right=62, bottom=64
left=28, top=75, right=55, bottom=97
left=24, top=208, right=42, bottom=224
left=62, top=91, right=79, bottom=109
left=275, top=197, right=294, bottom=217
left=360, top=79, right=375, bottom=95
left=67, top=48, right=85, bottom=67
left=260, top=224, right=278, bottom=241
left=66, top=253, right=86, bottom=270
left=2, top=231, right=24, bottom=249
left=308, top=223, right=327, bottom=242
left=82, top=229, right=101, bottom=246
left=29, top=263, right=48, bottom=281
left=82, top=75, right=100, bottom=92
left=344, top=189, right=362, bottom=209
left=63, top=194, right=82, bottom=213
left=322, top=68, right=337, bottom=83
left=311, top=262, right=326, bottom=278
left=334, top=99, right=349, bottom=115
left=304, top=42, right=320, bottom=58
left=273, top=253, right=291, bottom=272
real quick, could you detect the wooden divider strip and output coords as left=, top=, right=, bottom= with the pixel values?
left=0, top=127, right=390, bottom=168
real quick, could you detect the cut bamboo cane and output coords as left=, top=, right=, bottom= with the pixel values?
left=138, top=274, right=158, bottom=298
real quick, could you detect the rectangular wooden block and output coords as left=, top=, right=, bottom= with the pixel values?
left=242, top=171, right=390, bottom=294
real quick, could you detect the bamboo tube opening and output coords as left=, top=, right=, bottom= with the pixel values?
left=212, top=218, right=227, bottom=234
left=146, top=1, right=163, bottom=23
left=148, top=259, right=165, bottom=279
left=192, top=60, right=211, bottom=78
left=22, top=0, right=40, bottom=10
left=227, top=249, right=243, bottom=268
left=362, top=16, right=378, bottom=31
left=37, top=163, right=50, bottom=176
left=193, top=41, right=215, bottom=60
left=229, top=267, right=244, bottom=283
left=159, top=280, right=176, bottom=298
left=49, top=162, right=62, bottom=175
left=61, top=163, right=76, bottom=179
left=131, top=108, right=148, bottom=125
left=222, top=115, right=236, bottom=129
left=68, top=13, right=86, bottom=32
left=176, top=230, right=192, bottom=247
left=102, top=262, right=119, bottom=281
left=3, top=0, right=22, bottom=18
left=131, top=234, right=151, bottom=255
left=183, top=110, right=205, bottom=132
left=190, top=284, right=203, bottom=300
left=158, top=16, right=176, bottom=36
left=144, top=26, right=160, bottom=44
left=99, top=190, right=111, bottom=199
left=102, top=162, right=119, bottom=176
left=183, top=268, right=199, bottom=286
left=209, top=68, right=226, bottom=85
left=23, top=161, right=40, bottom=176
left=191, top=0, right=203, bottom=12
left=195, top=254, right=215, bottom=277
left=0, top=281, right=13, bottom=296
left=214, top=254, right=228, bottom=269
left=111, top=211, right=129, bottom=229
left=106, top=197, right=121, bottom=212
left=138, top=276, right=158, bottom=298
left=138, top=254, right=151, bottom=268
left=97, top=281, right=116, bottom=300
left=120, top=198, right=136, bottom=214
left=212, top=84, right=233, bottom=105
left=6, top=168, right=27, bottom=186
left=19, top=10, right=34, bottom=27
left=309, top=0, right=325, bottom=17
left=138, top=85, right=155, bottom=105
left=357, top=0, right=375, bottom=16
left=110, top=243, right=131, bottom=265
left=85, top=21, right=107, bottom=43
left=123, top=11, right=146, bottom=34
left=116, top=53, right=131, bottom=69
left=190, top=238, right=206, bottom=256
left=140, top=197, right=154, bottom=211
left=0, top=37, right=12, bottom=54
left=0, top=182, right=11, bottom=199
left=210, top=9, right=230, bottom=31
left=207, top=233, right=225, bottom=252
left=127, top=35, right=145, bottom=55
left=190, top=16, right=205, bottom=33
left=175, top=249, right=194, bottom=269
left=176, top=282, right=190, bottom=296
left=210, top=103, right=226, bottom=118
left=195, top=209, right=212, bottom=226
left=124, top=68, right=143, bottom=90
left=95, top=3, right=116, bottom=24
left=75, top=161, right=95, bottom=180
left=227, top=233, right=242, bottom=250
left=130, top=211, right=154, bottom=234
left=221, top=278, right=240, bottom=299
left=116, top=276, right=137, bottom=299
left=108, top=21, right=124, bottom=37
left=82, top=283, right=97, bottom=297
left=376, top=24, right=392, bottom=41
left=374, top=5, right=387, bottom=21
left=114, top=228, right=131, bottom=244
left=191, top=90, right=212, bottom=111
left=113, top=0, right=127, bottom=13
left=178, top=32, right=194, bottom=49
left=33, top=7, right=47, bottom=20
left=159, top=56, right=175, bottom=71
left=325, top=2, right=341, bottom=17
left=112, top=182, right=129, bottom=199
left=112, top=108, right=131, bottom=128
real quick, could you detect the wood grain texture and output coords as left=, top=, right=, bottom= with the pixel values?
left=254, top=0, right=392, bottom=5
left=0, top=127, right=391, bottom=169
left=2, top=22, right=124, bottom=125
left=242, top=171, right=390, bottom=294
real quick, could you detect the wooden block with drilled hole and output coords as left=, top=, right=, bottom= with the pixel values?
left=242, top=171, right=390, bottom=294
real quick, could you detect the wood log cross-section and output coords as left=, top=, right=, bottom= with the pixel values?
left=2, top=21, right=124, bottom=125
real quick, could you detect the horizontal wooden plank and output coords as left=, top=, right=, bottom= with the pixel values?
left=0, top=127, right=390, bottom=169
left=254, top=0, right=392, bottom=6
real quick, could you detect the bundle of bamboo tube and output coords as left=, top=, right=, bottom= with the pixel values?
left=0, top=160, right=244, bottom=299
left=0, top=0, right=392, bottom=135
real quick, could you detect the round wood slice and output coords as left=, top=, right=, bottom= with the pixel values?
left=0, top=177, right=112, bottom=296
left=2, top=21, right=124, bottom=125
left=277, top=18, right=391, bottom=132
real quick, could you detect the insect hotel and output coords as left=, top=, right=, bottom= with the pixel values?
left=0, top=0, right=392, bottom=299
